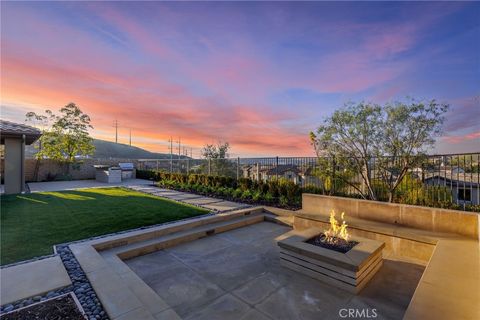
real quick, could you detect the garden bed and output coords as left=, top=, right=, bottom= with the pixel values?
left=156, top=184, right=302, bottom=210
left=0, top=294, right=85, bottom=320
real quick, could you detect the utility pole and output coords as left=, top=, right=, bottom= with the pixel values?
left=113, top=120, right=119, bottom=143
left=178, top=137, right=181, bottom=159
left=129, top=128, right=132, bottom=146
left=168, top=136, right=173, bottom=173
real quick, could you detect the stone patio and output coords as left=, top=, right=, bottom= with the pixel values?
left=125, top=222, right=424, bottom=320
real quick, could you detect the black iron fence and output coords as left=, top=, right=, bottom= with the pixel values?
left=138, top=152, right=480, bottom=210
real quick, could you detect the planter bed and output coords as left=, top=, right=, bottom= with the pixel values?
left=156, top=184, right=302, bottom=210
left=0, top=293, right=85, bottom=320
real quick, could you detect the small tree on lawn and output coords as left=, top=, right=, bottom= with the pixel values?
left=26, top=103, right=95, bottom=177
left=310, top=99, right=448, bottom=202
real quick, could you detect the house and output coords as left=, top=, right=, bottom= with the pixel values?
left=299, top=166, right=322, bottom=187
left=424, top=173, right=480, bottom=205
left=0, top=120, right=42, bottom=194
left=241, top=164, right=303, bottom=184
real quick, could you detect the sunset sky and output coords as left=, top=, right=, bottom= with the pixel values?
left=1, top=2, right=479, bottom=157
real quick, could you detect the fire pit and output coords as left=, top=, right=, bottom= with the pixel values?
left=278, top=211, right=384, bottom=294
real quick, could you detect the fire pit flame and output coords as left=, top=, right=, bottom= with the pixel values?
left=324, top=210, right=350, bottom=244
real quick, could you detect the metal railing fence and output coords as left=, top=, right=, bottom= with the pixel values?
left=137, top=152, right=480, bottom=210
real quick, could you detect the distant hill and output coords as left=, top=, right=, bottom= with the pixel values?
left=26, top=139, right=189, bottom=159
left=92, top=139, right=174, bottom=159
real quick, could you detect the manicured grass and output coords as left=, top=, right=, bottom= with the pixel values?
left=0, top=187, right=208, bottom=265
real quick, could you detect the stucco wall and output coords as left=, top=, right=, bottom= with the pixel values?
left=0, top=158, right=141, bottom=182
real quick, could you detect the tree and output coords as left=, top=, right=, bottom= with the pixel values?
left=201, top=142, right=230, bottom=159
left=201, top=142, right=236, bottom=177
left=26, top=103, right=95, bottom=176
left=310, top=99, right=448, bottom=202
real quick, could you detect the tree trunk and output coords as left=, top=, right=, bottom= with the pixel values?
left=388, top=191, right=394, bottom=203
left=33, top=159, right=41, bottom=182
left=65, top=162, right=70, bottom=176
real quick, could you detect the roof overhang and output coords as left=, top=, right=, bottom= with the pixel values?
left=0, top=120, right=42, bottom=145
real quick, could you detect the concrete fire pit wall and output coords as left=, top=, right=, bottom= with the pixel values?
left=293, top=217, right=435, bottom=263
left=302, top=194, right=479, bottom=240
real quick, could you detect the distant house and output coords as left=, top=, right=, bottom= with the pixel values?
left=424, top=173, right=479, bottom=205
left=241, top=164, right=256, bottom=180
left=242, top=164, right=302, bottom=184
left=263, top=165, right=301, bottom=183
left=299, top=166, right=322, bottom=187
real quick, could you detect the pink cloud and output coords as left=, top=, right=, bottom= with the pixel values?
left=442, top=131, right=480, bottom=144
left=2, top=47, right=311, bottom=156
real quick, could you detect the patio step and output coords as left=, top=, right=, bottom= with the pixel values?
left=106, top=213, right=266, bottom=260
left=92, top=206, right=264, bottom=251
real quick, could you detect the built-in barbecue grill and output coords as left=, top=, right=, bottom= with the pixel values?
left=118, top=163, right=135, bottom=180
left=93, top=165, right=121, bottom=183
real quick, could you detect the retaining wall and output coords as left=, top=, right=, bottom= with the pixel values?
left=302, top=193, right=479, bottom=240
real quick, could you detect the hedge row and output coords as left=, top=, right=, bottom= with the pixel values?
left=137, top=170, right=309, bottom=208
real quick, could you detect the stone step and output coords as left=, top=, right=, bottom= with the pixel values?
left=264, top=213, right=294, bottom=226
left=93, top=206, right=263, bottom=251
left=104, top=213, right=265, bottom=260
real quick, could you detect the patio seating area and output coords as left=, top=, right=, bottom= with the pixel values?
left=124, top=222, right=423, bottom=320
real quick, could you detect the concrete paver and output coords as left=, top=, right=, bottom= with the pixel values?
left=129, top=185, right=252, bottom=213
left=0, top=256, right=71, bottom=305
left=181, top=197, right=224, bottom=205
left=145, top=263, right=225, bottom=317
left=201, top=201, right=249, bottom=212
left=183, top=294, right=251, bottom=320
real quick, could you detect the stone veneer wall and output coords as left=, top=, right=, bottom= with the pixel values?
left=0, top=158, right=141, bottom=182
left=302, top=194, right=479, bottom=240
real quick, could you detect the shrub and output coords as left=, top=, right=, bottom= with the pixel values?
left=223, top=187, right=234, bottom=198
left=259, top=182, right=269, bottom=195
left=303, top=184, right=323, bottom=195
left=241, top=190, right=253, bottom=200
left=252, top=190, right=263, bottom=202
left=264, top=192, right=274, bottom=203
left=279, top=195, right=289, bottom=207
left=238, top=178, right=252, bottom=191
left=233, top=188, right=243, bottom=199
left=268, top=180, right=279, bottom=197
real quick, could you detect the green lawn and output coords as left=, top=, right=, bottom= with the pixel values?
left=0, top=187, right=208, bottom=265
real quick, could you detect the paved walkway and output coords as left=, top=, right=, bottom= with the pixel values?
left=0, top=256, right=71, bottom=305
left=128, top=185, right=251, bottom=213
left=27, top=179, right=152, bottom=193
